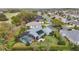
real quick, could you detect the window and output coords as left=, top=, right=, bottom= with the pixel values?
left=37, top=30, right=44, bottom=35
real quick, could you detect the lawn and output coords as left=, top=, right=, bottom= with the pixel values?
left=29, top=35, right=59, bottom=51
left=4, top=12, right=19, bottom=18
left=44, top=35, right=58, bottom=45
left=11, top=34, right=71, bottom=51
left=4, top=12, right=20, bottom=23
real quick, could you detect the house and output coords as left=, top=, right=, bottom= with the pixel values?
left=60, top=29, right=79, bottom=45
left=35, top=16, right=44, bottom=24
left=26, top=21, right=42, bottom=29
left=19, top=26, right=53, bottom=45
left=19, top=27, right=45, bottom=45
left=61, top=18, right=70, bottom=23
left=35, top=16, right=43, bottom=22
left=70, top=21, right=79, bottom=27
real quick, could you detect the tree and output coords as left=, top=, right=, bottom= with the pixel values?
left=54, top=31, right=66, bottom=45
left=67, top=15, right=71, bottom=21
left=19, top=27, right=26, bottom=34
left=11, top=16, right=22, bottom=26
left=11, top=11, right=37, bottom=26
left=7, top=9, right=20, bottom=13
left=71, top=45, right=79, bottom=51
left=54, top=31, right=61, bottom=39
left=0, top=13, right=8, bottom=21
left=74, top=25, right=79, bottom=30
left=57, top=40, right=65, bottom=45
left=7, top=38, right=16, bottom=49
left=52, top=18, right=64, bottom=27
left=0, top=38, right=4, bottom=45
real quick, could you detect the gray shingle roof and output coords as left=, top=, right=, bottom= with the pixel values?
left=60, top=29, right=79, bottom=44
left=71, top=21, right=79, bottom=25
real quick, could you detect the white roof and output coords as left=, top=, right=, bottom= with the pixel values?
left=26, top=21, right=41, bottom=26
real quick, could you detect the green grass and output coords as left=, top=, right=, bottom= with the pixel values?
left=4, top=12, right=19, bottom=18
left=14, top=28, right=21, bottom=36
left=29, top=35, right=72, bottom=51
left=0, top=38, right=4, bottom=45
left=4, top=12, right=20, bottom=23
left=29, top=35, right=59, bottom=51
left=7, top=38, right=16, bottom=49
left=44, top=35, right=58, bottom=45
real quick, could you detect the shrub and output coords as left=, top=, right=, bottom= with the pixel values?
left=0, top=13, right=8, bottom=21
left=7, top=38, right=16, bottom=49
left=57, top=40, right=65, bottom=45
left=38, top=45, right=47, bottom=51
left=0, top=38, right=4, bottom=45
left=11, top=11, right=37, bottom=26
left=71, top=45, right=79, bottom=51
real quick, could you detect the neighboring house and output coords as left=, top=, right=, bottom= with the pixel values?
left=70, top=21, right=79, bottom=27
left=35, top=16, right=43, bottom=22
left=35, top=16, right=45, bottom=24
left=60, top=29, right=79, bottom=45
left=35, top=16, right=44, bottom=24
left=26, top=21, right=42, bottom=29
left=54, top=15, right=61, bottom=19
left=61, top=18, right=70, bottom=23
left=69, top=14, right=79, bottom=18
